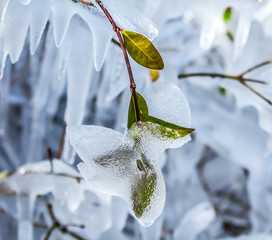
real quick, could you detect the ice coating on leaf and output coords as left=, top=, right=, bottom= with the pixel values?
left=98, top=0, right=158, bottom=40
left=67, top=124, right=166, bottom=227
left=143, top=81, right=191, bottom=128
left=142, top=80, right=192, bottom=149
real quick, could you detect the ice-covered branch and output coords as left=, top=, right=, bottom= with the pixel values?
left=44, top=203, right=85, bottom=240
left=178, top=59, right=272, bottom=105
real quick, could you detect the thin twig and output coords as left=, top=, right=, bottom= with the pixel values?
left=43, top=224, right=56, bottom=240
left=179, top=59, right=272, bottom=105
left=57, top=122, right=67, bottom=159
left=239, top=59, right=272, bottom=77
left=80, top=0, right=141, bottom=123
left=45, top=203, right=86, bottom=240
left=111, top=38, right=121, bottom=47
left=47, top=148, right=53, bottom=173
left=178, top=73, right=265, bottom=84
left=241, top=81, right=272, bottom=105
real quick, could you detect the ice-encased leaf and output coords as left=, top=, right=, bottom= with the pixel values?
left=141, top=80, right=193, bottom=149
left=67, top=124, right=166, bottom=227
left=143, top=80, right=191, bottom=128
left=67, top=125, right=131, bottom=164
left=97, top=0, right=158, bottom=40
left=141, top=115, right=194, bottom=139
left=127, top=90, right=193, bottom=144
left=223, top=7, right=232, bottom=23
left=127, top=92, right=148, bottom=129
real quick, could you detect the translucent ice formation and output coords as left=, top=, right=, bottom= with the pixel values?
left=0, top=160, right=113, bottom=240
left=0, top=0, right=158, bottom=76
left=67, top=82, right=192, bottom=226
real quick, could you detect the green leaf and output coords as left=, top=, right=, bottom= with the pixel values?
left=127, top=92, right=148, bottom=129
left=131, top=153, right=157, bottom=218
left=223, top=7, right=232, bottom=23
left=127, top=92, right=194, bottom=139
left=141, top=114, right=194, bottom=139
left=218, top=86, right=227, bottom=96
left=226, top=31, right=234, bottom=42
left=0, top=171, right=11, bottom=180
left=131, top=171, right=157, bottom=218
left=122, top=30, right=164, bottom=70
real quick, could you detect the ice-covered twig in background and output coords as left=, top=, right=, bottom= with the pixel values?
left=80, top=0, right=141, bottom=123
left=44, top=202, right=85, bottom=240
left=56, top=122, right=67, bottom=160
left=178, top=59, right=272, bottom=105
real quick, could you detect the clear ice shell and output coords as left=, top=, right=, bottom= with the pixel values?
left=67, top=124, right=166, bottom=227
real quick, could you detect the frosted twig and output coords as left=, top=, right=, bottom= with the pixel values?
left=178, top=59, right=272, bottom=105
left=44, top=203, right=86, bottom=240
left=241, top=81, right=272, bottom=105
left=196, top=147, right=219, bottom=213
left=178, top=72, right=265, bottom=84
left=57, top=122, right=67, bottom=159
left=239, top=59, right=272, bottom=77
left=47, top=148, right=53, bottom=173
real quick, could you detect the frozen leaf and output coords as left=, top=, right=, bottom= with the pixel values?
left=122, top=30, right=164, bottom=70
left=141, top=115, right=194, bottom=140
left=67, top=124, right=166, bottom=227
left=127, top=92, right=148, bottom=129
left=0, top=171, right=11, bottom=180
left=128, top=91, right=194, bottom=140
left=223, top=7, right=232, bottom=23
left=67, top=82, right=192, bottom=226
left=150, top=69, right=160, bottom=82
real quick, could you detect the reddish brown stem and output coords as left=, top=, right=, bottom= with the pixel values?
left=84, top=0, right=141, bottom=123
left=57, top=122, right=67, bottom=159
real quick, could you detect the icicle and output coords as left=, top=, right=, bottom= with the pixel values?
left=0, top=0, right=9, bottom=23
left=26, top=27, right=56, bottom=162
left=199, top=15, right=216, bottom=50
left=29, top=0, right=50, bottom=55
left=265, top=135, right=272, bottom=157
left=0, top=59, right=11, bottom=136
left=233, top=14, right=251, bottom=61
left=0, top=0, right=29, bottom=64
left=62, top=17, right=95, bottom=163
left=50, top=0, right=75, bottom=47
left=16, top=194, right=35, bottom=240
left=0, top=39, right=7, bottom=80
left=199, top=0, right=218, bottom=50
left=80, top=10, right=113, bottom=71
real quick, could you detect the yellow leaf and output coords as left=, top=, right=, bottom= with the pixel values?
left=122, top=30, right=164, bottom=70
